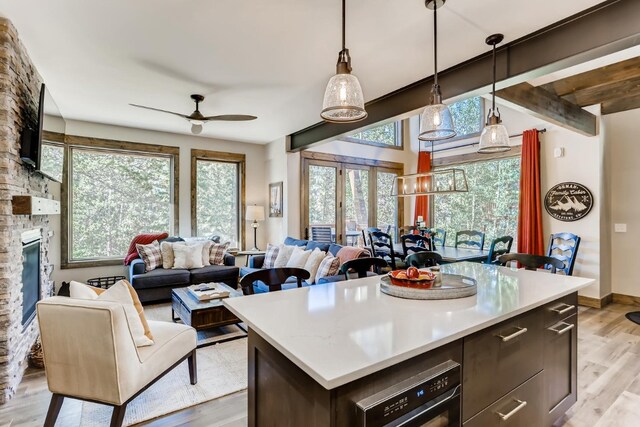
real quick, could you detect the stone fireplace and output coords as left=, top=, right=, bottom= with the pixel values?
left=0, top=19, right=54, bottom=403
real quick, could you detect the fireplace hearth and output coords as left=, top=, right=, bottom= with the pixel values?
left=21, top=229, right=41, bottom=328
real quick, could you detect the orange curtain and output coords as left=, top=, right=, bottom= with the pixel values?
left=414, top=151, right=431, bottom=226
left=517, top=129, right=544, bottom=255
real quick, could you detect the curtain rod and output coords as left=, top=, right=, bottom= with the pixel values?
left=429, top=128, right=547, bottom=153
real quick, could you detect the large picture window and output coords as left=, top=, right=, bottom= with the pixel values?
left=191, top=150, right=245, bottom=249
left=343, top=121, right=403, bottom=149
left=65, top=141, right=178, bottom=266
left=433, top=155, right=520, bottom=246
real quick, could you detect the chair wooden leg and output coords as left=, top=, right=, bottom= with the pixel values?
left=44, top=393, right=64, bottom=427
left=110, top=403, right=127, bottom=427
left=188, top=349, right=198, bottom=385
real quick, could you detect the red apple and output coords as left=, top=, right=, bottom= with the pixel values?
left=406, top=267, right=420, bottom=279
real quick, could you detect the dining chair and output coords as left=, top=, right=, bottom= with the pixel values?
left=485, top=236, right=514, bottom=264
left=369, top=231, right=406, bottom=270
left=547, top=232, right=581, bottom=275
left=339, top=257, right=389, bottom=279
left=455, top=230, right=485, bottom=250
left=432, top=228, right=447, bottom=247
left=497, top=253, right=565, bottom=274
left=405, top=251, right=443, bottom=268
left=310, top=226, right=333, bottom=243
left=239, top=268, right=310, bottom=295
left=400, top=234, right=433, bottom=257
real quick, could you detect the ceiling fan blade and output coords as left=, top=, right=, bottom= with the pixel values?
left=129, top=104, right=189, bottom=119
left=204, top=114, right=257, bottom=122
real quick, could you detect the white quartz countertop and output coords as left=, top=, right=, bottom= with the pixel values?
left=224, top=262, right=593, bottom=389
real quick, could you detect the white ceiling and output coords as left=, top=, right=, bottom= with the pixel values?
left=0, top=0, right=604, bottom=144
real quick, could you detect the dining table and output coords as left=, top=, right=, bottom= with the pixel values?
left=392, top=244, right=490, bottom=264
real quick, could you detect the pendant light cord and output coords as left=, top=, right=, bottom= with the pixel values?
left=491, top=42, right=496, bottom=113
left=433, top=5, right=438, bottom=86
left=342, top=0, right=346, bottom=51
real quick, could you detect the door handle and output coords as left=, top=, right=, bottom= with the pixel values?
left=550, top=303, right=575, bottom=315
left=548, top=322, right=575, bottom=335
left=496, top=399, right=527, bottom=421
left=496, top=326, right=528, bottom=342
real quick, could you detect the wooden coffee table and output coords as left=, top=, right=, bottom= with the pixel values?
left=171, top=284, right=247, bottom=348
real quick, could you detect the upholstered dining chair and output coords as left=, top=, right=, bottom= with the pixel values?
left=37, top=297, right=197, bottom=427
left=497, top=253, right=566, bottom=274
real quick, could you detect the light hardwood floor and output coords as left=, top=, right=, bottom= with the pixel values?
left=2, top=303, right=640, bottom=426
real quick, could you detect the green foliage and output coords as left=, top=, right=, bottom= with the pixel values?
left=376, top=171, right=397, bottom=233
left=433, top=157, right=520, bottom=246
left=71, top=149, right=172, bottom=260
left=345, top=169, right=369, bottom=228
left=40, top=143, right=64, bottom=182
left=349, top=122, right=398, bottom=146
left=449, top=97, right=483, bottom=138
left=308, top=165, right=336, bottom=226
left=196, top=160, right=239, bottom=246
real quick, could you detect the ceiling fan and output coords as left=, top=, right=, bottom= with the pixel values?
left=130, top=94, right=257, bottom=134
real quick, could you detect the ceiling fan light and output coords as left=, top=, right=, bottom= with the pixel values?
left=321, top=72, right=367, bottom=123
left=478, top=122, right=510, bottom=153
left=189, top=119, right=205, bottom=126
left=419, top=102, right=456, bottom=141
left=191, top=124, right=203, bottom=135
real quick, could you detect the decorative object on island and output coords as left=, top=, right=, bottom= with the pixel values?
left=419, top=0, right=456, bottom=142
left=320, top=0, right=367, bottom=123
left=129, top=94, right=257, bottom=135
left=544, top=182, right=593, bottom=222
left=477, top=33, right=511, bottom=154
left=246, top=205, right=265, bottom=251
left=269, top=181, right=283, bottom=217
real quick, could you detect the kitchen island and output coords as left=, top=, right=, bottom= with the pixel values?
left=225, top=262, right=593, bottom=426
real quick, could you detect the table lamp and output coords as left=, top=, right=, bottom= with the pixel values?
left=246, top=205, right=265, bottom=251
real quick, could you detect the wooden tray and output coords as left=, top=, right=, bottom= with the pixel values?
left=380, top=274, right=477, bottom=300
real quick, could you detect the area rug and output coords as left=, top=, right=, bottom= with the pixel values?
left=79, top=304, right=248, bottom=426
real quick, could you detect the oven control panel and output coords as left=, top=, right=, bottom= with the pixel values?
left=355, top=360, right=460, bottom=427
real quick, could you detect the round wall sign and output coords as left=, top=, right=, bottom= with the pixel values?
left=544, top=182, right=593, bottom=222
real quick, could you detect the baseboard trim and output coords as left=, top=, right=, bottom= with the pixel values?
left=612, top=293, right=640, bottom=306
left=578, top=294, right=612, bottom=309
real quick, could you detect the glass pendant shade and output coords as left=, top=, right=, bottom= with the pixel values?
left=419, top=101, right=456, bottom=141
left=321, top=72, right=367, bottom=123
left=478, top=121, right=510, bottom=153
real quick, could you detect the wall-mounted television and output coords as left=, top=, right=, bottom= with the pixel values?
left=20, top=83, right=45, bottom=169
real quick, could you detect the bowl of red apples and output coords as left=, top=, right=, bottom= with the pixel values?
left=388, top=267, right=437, bottom=288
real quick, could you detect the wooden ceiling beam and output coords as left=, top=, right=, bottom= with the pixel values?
left=565, top=75, right=640, bottom=106
left=601, top=89, right=640, bottom=115
left=496, top=83, right=597, bottom=136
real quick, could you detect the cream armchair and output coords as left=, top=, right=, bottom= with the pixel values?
left=37, top=296, right=197, bottom=427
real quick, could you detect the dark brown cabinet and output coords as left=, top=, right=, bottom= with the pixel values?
left=545, top=312, right=578, bottom=425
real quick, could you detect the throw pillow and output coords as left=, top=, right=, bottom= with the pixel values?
left=209, top=242, right=230, bottom=265
left=304, top=248, right=327, bottom=284
left=262, top=243, right=280, bottom=269
left=161, top=240, right=213, bottom=269
left=173, top=243, right=205, bottom=269
left=286, top=246, right=312, bottom=269
left=273, top=245, right=295, bottom=268
left=136, top=240, right=162, bottom=272
left=69, top=280, right=154, bottom=347
left=315, top=255, right=341, bottom=284
left=124, top=232, right=169, bottom=265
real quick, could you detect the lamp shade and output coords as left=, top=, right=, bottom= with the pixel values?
left=477, top=123, right=511, bottom=153
left=419, top=103, right=456, bottom=141
left=321, top=73, right=367, bottom=123
left=246, top=205, right=265, bottom=221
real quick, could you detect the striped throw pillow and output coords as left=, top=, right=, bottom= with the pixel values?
left=209, top=242, right=230, bottom=265
left=263, top=244, right=280, bottom=268
left=315, top=255, right=341, bottom=284
left=136, top=240, right=162, bottom=272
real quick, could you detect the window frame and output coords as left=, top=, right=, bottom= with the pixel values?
left=438, top=97, right=485, bottom=143
left=341, top=120, right=404, bottom=150
left=61, top=135, right=180, bottom=269
left=190, top=149, right=246, bottom=250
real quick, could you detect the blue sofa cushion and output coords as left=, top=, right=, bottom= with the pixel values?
left=190, top=265, right=239, bottom=285
left=284, top=237, right=308, bottom=247
left=306, top=241, right=330, bottom=252
left=328, top=243, right=343, bottom=257
left=251, top=277, right=311, bottom=294
left=131, top=268, right=191, bottom=290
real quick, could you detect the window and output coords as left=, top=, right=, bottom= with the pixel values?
left=447, top=97, right=484, bottom=141
left=433, top=156, right=520, bottom=245
left=192, top=150, right=245, bottom=249
left=66, top=142, right=178, bottom=266
left=343, top=121, right=402, bottom=148
left=40, top=141, right=64, bottom=182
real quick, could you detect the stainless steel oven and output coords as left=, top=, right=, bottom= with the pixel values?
left=355, top=360, right=461, bottom=427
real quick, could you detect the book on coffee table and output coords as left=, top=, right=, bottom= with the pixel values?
left=187, top=283, right=230, bottom=301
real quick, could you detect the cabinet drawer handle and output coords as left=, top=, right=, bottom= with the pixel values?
left=496, top=327, right=528, bottom=342
left=549, top=322, right=575, bottom=335
left=496, top=399, right=527, bottom=421
left=550, top=303, right=575, bottom=315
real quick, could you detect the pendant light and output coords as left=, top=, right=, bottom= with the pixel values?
left=321, top=0, right=367, bottom=123
left=477, top=34, right=511, bottom=153
left=419, top=0, right=456, bottom=142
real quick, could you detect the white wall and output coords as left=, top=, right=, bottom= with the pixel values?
left=50, top=120, right=267, bottom=285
